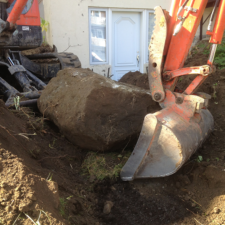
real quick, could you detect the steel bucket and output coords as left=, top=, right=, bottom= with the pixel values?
left=120, top=107, right=214, bottom=181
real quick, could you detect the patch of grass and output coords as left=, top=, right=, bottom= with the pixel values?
left=196, top=155, right=203, bottom=163
left=212, top=82, right=218, bottom=99
left=82, top=152, right=131, bottom=180
left=203, top=49, right=210, bottom=55
left=49, top=138, right=57, bottom=149
left=192, top=49, right=198, bottom=55
left=197, top=42, right=206, bottom=49
left=59, top=197, right=67, bottom=217
left=46, top=172, right=53, bottom=181
left=13, top=211, right=51, bottom=225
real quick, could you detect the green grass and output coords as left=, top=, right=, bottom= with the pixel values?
left=81, top=152, right=131, bottom=181
left=59, top=198, right=67, bottom=217
left=201, top=37, right=225, bottom=69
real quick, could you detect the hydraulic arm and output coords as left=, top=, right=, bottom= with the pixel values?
left=121, top=0, right=225, bottom=181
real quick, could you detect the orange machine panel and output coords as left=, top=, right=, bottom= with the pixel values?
left=8, top=0, right=40, bottom=26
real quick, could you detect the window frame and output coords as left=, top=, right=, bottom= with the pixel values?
left=89, top=8, right=109, bottom=65
left=146, top=10, right=155, bottom=63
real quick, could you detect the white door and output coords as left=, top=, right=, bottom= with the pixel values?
left=112, top=12, right=141, bottom=81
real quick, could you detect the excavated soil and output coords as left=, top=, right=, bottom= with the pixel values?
left=119, top=71, right=149, bottom=90
left=21, top=44, right=54, bottom=56
left=1, top=42, right=225, bottom=225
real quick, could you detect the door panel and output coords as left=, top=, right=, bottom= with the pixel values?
left=112, top=12, right=141, bottom=81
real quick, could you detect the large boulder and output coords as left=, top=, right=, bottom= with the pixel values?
left=38, top=68, right=160, bottom=151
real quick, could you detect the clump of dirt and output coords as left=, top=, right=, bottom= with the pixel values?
left=0, top=101, right=68, bottom=224
left=21, top=44, right=54, bottom=56
left=119, top=71, right=149, bottom=90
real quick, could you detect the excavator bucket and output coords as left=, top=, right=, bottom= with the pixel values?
left=120, top=108, right=214, bottom=181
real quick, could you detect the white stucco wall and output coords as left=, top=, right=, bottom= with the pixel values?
left=40, top=0, right=172, bottom=76
left=39, top=1, right=216, bottom=76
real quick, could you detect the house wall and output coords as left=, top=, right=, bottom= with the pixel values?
left=40, top=0, right=172, bottom=76
left=39, top=1, right=217, bottom=76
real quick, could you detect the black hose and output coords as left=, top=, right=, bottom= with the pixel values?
left=0, top=61, right=9, bottom=68
left=5, top=99, right=38, bottom=108
left=182, top=0, right=189, bottom=7
left=208, top=0, right=220, bottom=31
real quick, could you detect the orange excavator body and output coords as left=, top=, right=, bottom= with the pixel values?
left=121, top=0, right=225, bottom=181
left=7, top=0, right=40, bottom=27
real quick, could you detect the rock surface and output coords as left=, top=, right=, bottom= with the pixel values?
left=38, top=68, right=160, bottom=151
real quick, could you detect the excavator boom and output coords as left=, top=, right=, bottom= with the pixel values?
left=0, top=0, right=29, bottom=32
left=121, top=0, right=225, bottom=181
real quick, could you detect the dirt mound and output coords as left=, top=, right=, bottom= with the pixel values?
left=0, top=101, right=67, bottom=224
left=38, top=68, right=160, bottom=152
left=119, top=71, right=149, bottom=90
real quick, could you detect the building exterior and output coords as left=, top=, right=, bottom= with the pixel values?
left=39, top=0, right=172, bottom=80
left=39, top=0, right=217, bottom=80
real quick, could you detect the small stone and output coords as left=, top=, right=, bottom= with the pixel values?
left=1, top=182, right=6, bottom=188
left=111, top=186, right=116, bottom=191
left=184, top=195, right=190, bottom=201
left=191, top=203, right=196, bottom=207
left=12, top=206, right=18, bottom=211
left=103, top=201, right=114, bottom=214
left=19, top=200, right=33, bottom=212
left=5, top=206, right=12, bottom=212
left=213, top=207, right=220, bottom=214
left=95, top=223, right=100, bottom=225
left=14, top=191, right=21, bottom=199
left=27, top=192, right=37, bottom=201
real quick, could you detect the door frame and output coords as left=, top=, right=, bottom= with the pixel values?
left=108, top=8, right=153, bottom=74
left=88, top=7, right=155, bottom=73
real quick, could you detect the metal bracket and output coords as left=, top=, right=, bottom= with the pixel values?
left=184, top=6, right=198, bottom=13
left=160, top=90, right=207, bottom=116
left=163, top=65, right=214, bottom=81
left=8, top=65, right=26, bottom=75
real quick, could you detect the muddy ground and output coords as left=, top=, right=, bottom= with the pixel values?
left=1, top=40, right=225, bottom=225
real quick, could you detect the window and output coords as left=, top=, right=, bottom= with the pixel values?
left=89, top=9, right=108, bottom=64
left=147, top=11, right=155, bottom=62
